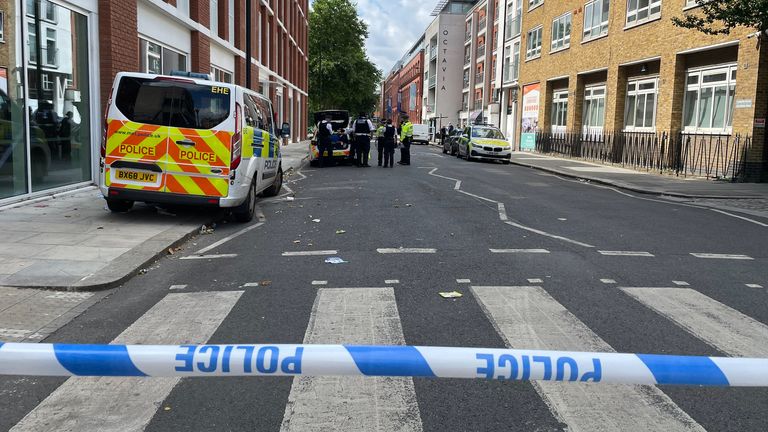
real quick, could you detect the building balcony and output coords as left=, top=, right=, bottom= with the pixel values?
left=478, top=18, right=487, bottom=32
left=475, top=73, right=484, bottom=84
left=476, top=45, right=485, bottom=58
left=505, top=14, right=521, bottom=40
left=463, top=79, right=470, bottom=89
left=465, top=30, right=472, bottom=41
left=464, top=55, right=471, bottom=65
left=429, top=75, right=436, bottom=88
left=474, top=101, right=483, bottom=110
left=503, top=60, right=519, bottom=83
left=430, top=46, right=437, bottom=60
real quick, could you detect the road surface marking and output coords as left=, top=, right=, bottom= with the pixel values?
left=457, top=189, right=500, bottom=204
left=426, top=168, right=461, bottom=190
left=497, top=203, right=508, bottom=221
left=471, top=286, right=704, bottom=431
left=456, top=279, right=471, bottom=284
left=180, top=254, right=238, bottom=260
left=288, top=171, right=307, bottom=183
left=504, top=222, right=596, bottom=248
left=672, top=281, right=690, bottom=286
left=385, top=279, right=400, bottom=284
left=490, top=248, right=551, bottom=254
left=377, top=248, right=437, bottom=254
left=280, top=288, right=422, bottom=432
left=282, top=250, right=339, bottom=256
left=311, top=280, right=328, bottom=286
left=169, top=284, right=187, bottom=290
left=10, top=291, right=242, bottom=432
left=194, top=222, right=265, bottom=255
left=242, top=282, right=260, bottom=287
left=746, top=284, right=764, bottom=288
left=527, top=279, right=543, bottom=284
left=598, top=250, right=655, bottom=257
left=621, top=287, right=768, bottom=360
left=709, top=208, right=768, bottom=227
left=282, top=183, right=295, bottom=195
left=600, top=279, right=617, bottom=284
left=690, top=253, right=754, bottom=260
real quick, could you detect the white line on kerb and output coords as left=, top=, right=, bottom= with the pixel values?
left=598, top=251, right=655, bottom=257
left=385, top=279, right=400, bottom=284
left=456, top=279, right=471, bottom=284
left=282, top=250, right=339, bottom=256
left=194, top=222, right=265, bottom=255
left=690, top=253, right=754, bottom=260
left=180, top=254, right=238, bottom=260
left=490, top=248, right=551, bottom=254
left=377, top=248, right=437, bottom=254
left=311, top=281, right=328, bottom=286
left=672, top=281, right=690, bottom=286
left=169, top=285, right=187, bottom=290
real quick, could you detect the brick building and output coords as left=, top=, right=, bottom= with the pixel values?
left=0, top=0, right=308, bottom=204
left=381, top=35, right=425, bottom=124
left=517, top=0, right=767, bottom=180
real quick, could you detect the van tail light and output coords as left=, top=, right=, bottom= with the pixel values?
left=231, top=102, right=242, bottom=170
left=100, top=91, right=113, bottom=159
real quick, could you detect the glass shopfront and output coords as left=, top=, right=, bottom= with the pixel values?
left=0, top=0, right=92, bottom=201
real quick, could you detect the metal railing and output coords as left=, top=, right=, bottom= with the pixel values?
left=465, top=30, right=472, bottom=41
left=430, top=46, right=437, bottom=60
left=463, top=78, right=470, bottom=89
left=428, top=75, right=437, bottom=88
left=478, top=18, right=487, bottom=31
left=534, top=131, right=752, bottom=182
left=464, top=54, right=471, bottom=65
left=475, top=73, right=484, bottom=84
left=503, top=60, right=519, bottom=82
left=505, top=14, right=521, bottom=40
left=476, top=45, right=486, bottom=57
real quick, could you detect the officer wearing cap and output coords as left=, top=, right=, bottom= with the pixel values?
left=353, top=112, right=375, bottom=167
left=398, top=115, right=413, bottom=166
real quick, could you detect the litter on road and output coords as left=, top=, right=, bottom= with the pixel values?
left=325, top=257, right=347, bottom=264
left=439, top=291, right=463, bottom=299
left=336, top=230, right=346, bottom=234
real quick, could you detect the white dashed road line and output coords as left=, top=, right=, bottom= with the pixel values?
left=311, top=280, right=328, bottom=286
left=598, top=251, right=655, bottom=257
left=180, top=254, right=239, bottom=260
left=194, top=222, right=265, bottom=255
left=169, top=285, right=187, bottom=290
left=672, top=281, right=690, bottom=286
left=456, top=279, right=471, bottom=284
left=242, top=282, right=261, bottom=287
left=282, top=250, right=339, bottom=256
left=746, top=284, right=764, bottom=288
left=527, top=278, right=544, bottom=284
left=377, top=248, right=437, bottom=254
left=690, top=253, right=754, bottom=260
left=600, top=279, right=617, bottom=284
left=385, top=279, right=400, bottom=284
left=490, top=248, right=551, bottom=254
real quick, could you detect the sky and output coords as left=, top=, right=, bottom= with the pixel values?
left=310, top=0, right=436, bottom=75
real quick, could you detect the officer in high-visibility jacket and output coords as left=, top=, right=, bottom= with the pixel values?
left=398, top=115, right=413, bottom=166
left=376, top=121, right=386, bottom=166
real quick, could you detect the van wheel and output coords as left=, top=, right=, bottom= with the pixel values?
left=233, top=182, right=256, bottom=223
left=262, top=167, right=283, bottom=197
left=106, top=198, right=134, bottom=213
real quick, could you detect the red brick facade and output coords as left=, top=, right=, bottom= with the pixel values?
left=97, top=0, right=309, bottom=141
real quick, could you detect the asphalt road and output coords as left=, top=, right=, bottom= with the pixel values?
left=2, top=144, right=768, bottom=431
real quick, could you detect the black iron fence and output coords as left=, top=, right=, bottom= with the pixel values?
left=535, top=131, right=752, bottom=182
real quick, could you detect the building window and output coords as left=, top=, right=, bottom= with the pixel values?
left=41, top=73, right=53, bottom=91
left=551, top=90, right=568, bottom=132
left=525, top=26, right=542, bottom=60
left=529, top=0, right=543, bottom=10
left=550, top=13, right=572, bottom=52
left=626, top=0, right=661, bottom=26
left=140, top=38, right=188, bottom=75
left=177, top=0, right=190, bottom=15
left=228, top=0, right=235, bottom=42
left=28, top=23, right=37, bottom=63
left=462, top=93, right=469, bottom=110
left=683, top=65, right=737, bottom=133
left=0, top=11, right=5, bottom=43
left=211, top=66, right=233, bottom=83
left=582, top=85, right=606, bottom=134
left=624, top=77, right=658, bottom=131
left=583, top=0, right=609, bottom=41
left=210, top=0, right=219, bottom=36
left=45, top=28, right=57, bottom=67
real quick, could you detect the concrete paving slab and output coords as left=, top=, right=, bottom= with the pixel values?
left=35, top=245, right=131, bottom=262
left=19, top=233, right=94, bottom=246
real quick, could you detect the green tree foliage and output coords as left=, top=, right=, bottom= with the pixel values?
left=309, top=0, right=382, bottom=116
left=672, top=0, right=768, bottom=36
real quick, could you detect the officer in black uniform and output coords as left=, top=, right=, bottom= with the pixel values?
left=316, top=115, right=333, bottom=167
left=353, top=113, right=374, bottom=168
left=382, top=119, right=397, bottom=168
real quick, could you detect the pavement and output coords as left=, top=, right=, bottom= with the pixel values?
left=2, top=145, right=767, bottom=431
left=0, top=140, right=310, bottom=291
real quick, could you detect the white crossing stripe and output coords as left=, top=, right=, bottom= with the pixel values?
left=169, top=284, right=187, bottom=290
left=598, top=251, right=655, bottom=257
left=385, top=280, right=400, bottom=284
left=377, top=248, right=437, bottom=254
left=311, top=281, right=328, bottom=286
left=456, top=279, right=471, bottom=284
left=282, top=250, right=338, bottom=257
left=280, top=288, right=422, bottom=431
left=746, top=284, right=764, bottom=288
left=471, top=286, right=703, bottom=431
left=527, top=278, right=543, bottom=284
left=10, top=291, right=243, bottom=432
left=672, top=281, right=690, bottom=286
left=180, top=254, right=238, bottom=260
left=489, top=249, right=551, bottom=254
left=600, top=279, right=617, bottom=284
left=690, top=253, right=754, bottom=260
left=621, top=287, right=768, bottom=358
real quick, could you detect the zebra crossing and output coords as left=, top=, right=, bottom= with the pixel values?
left=4, top=280, right=768, bottom=431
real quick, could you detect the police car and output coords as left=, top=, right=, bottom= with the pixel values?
left=99, top=72, right=286, bottom=222
left=309, top=110, right=351, bottom=166
left=457, top=125, right=512, bottom=164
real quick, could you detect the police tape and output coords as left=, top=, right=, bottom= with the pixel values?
left=1, top=342, right=766, bottom=387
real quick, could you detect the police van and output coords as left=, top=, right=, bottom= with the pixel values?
left=99, top=72, right=285, bottom=222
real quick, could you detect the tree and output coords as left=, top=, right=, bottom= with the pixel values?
left=672, top=0, right=768, bottom=36
left=309, top=0, right=382, bottom=116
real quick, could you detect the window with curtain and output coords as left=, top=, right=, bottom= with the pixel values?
left=624, top=77, right=658, bottom=131
left=682, top=65, right=737, bottom=133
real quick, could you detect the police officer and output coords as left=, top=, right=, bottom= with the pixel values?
left=398, top=115, right=413, bottom=166
left=376, top=121, right=386, bottom=166
left=316, top=115, right=334, bottom=168
left=382, top=119, right=397, bottom=168
left=353, top=112, right=375, bottom=167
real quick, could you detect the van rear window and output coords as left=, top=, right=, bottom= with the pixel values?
left=115, top=77, right=231, bottom=129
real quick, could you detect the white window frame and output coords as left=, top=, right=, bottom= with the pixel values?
left=550, top=12, right=572, bottom=53
left=44, top=28, right=57, bottom=67
left=0, top=11, right=5, bottom=43
left=551, top=89, right=568, bottom=133
left=525, top=25, right=542, bottom=60
left=42, top=73, right=53, bottom=91
left=528, top=0, right=543, bottom=11
left=624, top=77, right=659, bottom=132
left=682, top=64, right=737, bottom=134
left=582, top=85, right=606, bottom=135
left=140, top=38, right=188, bottom=75
left=626, top=0, right=662, bottom=27
left=228, top=0, right=235, bottom=42
left=583, top=0, right=609, bottom=42
left=210, top=0, right=219, bottom=36
left=211, top=65, right=233, bottom=83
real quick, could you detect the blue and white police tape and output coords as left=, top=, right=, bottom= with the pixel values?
left=1, top=342, right=766, bottom=386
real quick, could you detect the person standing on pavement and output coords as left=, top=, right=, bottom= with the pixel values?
left=316, top=115, right=334, bottom=168
left=353, top=112, right=375, bottom=168
left=382, top=119, right=397, bottom=168
left=398, top=115, right=413, bottom=166
left=440, top=125, right=447, bottom=147
left=376, top=121, right=386, bottom=166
